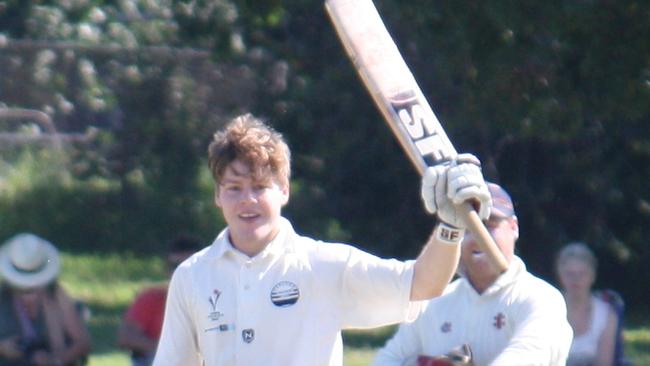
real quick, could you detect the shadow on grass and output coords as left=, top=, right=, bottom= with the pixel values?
left=622, top=313, right=650, bottom=365
left=343, top=325, right=397, bottom=348
left=86, top=301, right=127, bottom=354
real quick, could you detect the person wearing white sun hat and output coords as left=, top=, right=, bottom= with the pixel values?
left=0, top=233, right=91, bottom=366
left=0, top=233, right=61, bottom=290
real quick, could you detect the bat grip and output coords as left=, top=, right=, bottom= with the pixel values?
left=460, top=202, right=509, bottom=272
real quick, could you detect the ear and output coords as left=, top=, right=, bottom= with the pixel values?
left=509, top=216, right=520, bottom=240
left=280, top=183, right=290, bottom=206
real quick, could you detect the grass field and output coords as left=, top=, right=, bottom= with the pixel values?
left=59, top=252, right=650, bottom=365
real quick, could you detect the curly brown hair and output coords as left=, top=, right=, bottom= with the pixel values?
left=208, top=114, right=291, bottom=188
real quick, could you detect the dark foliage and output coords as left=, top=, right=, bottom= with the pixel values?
left=1, top=0, right=649, bottom=313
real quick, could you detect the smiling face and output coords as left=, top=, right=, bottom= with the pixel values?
left=460, top=215, right=518, bottom=293
left=215, top=159, right=289, bottom=256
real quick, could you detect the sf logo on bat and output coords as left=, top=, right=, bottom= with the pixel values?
left=390, top=90, right=454, bottom=165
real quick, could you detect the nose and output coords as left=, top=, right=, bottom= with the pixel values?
left=239, top=188, right=258, bottom=203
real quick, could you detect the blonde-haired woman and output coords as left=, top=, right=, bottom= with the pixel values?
left=556, top=242, right=618, bottom=366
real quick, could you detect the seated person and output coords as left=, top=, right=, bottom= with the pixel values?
left=556, top=242, right=618, bottom=366
left=117, top=235, right=202, bottom=366
left=372, top=183, right=573, bottom=366
left=0, top=233, right=91, bottom=366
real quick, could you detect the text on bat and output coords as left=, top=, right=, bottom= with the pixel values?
left=391, top=96, right=454, bottom=163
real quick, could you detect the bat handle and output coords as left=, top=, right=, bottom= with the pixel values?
left=460, top=202, right=509, bottom=272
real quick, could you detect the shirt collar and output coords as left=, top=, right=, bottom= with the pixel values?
left=207, top=217, right=296, bottom=261
left=459, top=256, right=526, bottom=297
left=472, top=256, right=525, bottom=296
left=489, top=256, right=525, bottom=290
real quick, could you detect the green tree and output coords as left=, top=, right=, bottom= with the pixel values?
left=1, top=0, right=649, bottom=312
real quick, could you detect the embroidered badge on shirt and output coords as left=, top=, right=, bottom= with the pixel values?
left=440, top=321, right=452, bottom=333
left=270, top=281, right=300, bottom=307
left=208, top=289, right=224, bottom=321
left=205, top=323, right=234, bottom=333
left=493, top=312, right=506, bottom=329
left=242, top=328, right=255, bottom=343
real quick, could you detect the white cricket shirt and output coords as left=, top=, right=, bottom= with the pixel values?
left=566, top=295, right=609, bottom=365
left=372, top=257, right=573, bottom=366
left=153, top=217, right=419, bottom=365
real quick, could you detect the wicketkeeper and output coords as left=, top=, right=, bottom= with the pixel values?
left=372, top=182, right=573, bottom=366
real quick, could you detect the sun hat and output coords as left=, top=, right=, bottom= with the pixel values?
left=0, top=233, right=61, bottom=290
left=487, top=182, right=515, bottom=218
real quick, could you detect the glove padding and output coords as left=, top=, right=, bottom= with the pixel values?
left=421, top=153, right=491, bottom=228
left=416, top=344, right=474, bottom=366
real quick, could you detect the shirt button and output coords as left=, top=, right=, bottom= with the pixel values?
left=244, top=284, right=250, bottom=290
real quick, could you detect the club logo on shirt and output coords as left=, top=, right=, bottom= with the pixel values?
left=204, top=323, right=234, bottom=333
left=440, top=321, right=452, bottom=333
left=208, top=289, right=224, bottom=321
left=493, top=312, right=506, bottom=329
left=270, top=281, right=300, bottom=307
left=242, top=328, right=255, bottom=343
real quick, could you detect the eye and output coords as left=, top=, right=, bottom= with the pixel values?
left=253, top=184, right=269, bottom=192
left=483, top=217, right=506, bottom=230
left=221, top=184, right=241, bottom=192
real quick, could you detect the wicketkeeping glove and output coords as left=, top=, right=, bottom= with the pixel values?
left=421, top=153, right=492, bottom=229
left=416, top=344, right=474, bottom=366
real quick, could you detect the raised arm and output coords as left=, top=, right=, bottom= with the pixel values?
left=411, top=154, right=491, bottom=300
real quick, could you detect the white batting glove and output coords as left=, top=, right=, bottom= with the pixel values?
left=421, top=153, right=492, bottom=229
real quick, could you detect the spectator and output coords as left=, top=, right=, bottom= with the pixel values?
left=152, top=113, right=492, bottom=365
left=556, top=242, right=618, bottom=366
left=0, top=233, right=91, bottom=366
left=117, top=234, right=203, bottom=366
left=372, top=182, right=573, bottom=366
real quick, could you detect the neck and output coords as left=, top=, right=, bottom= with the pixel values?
left=468, top=274, right=498, bottom=294
left=13, top=293, right=43, bottom=319
left=230, top=238, right=266, bottom=257
left=229, top=229, right=280, bottom=258
left=564, top=291, right=591, bottom=306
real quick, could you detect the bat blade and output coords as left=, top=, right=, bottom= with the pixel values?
left=325, top=0, right=456, bottom=172
left=325, top=0, right=509, bottom=272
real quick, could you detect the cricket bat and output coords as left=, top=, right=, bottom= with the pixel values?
left=325, top=0, right=508, bottom=271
